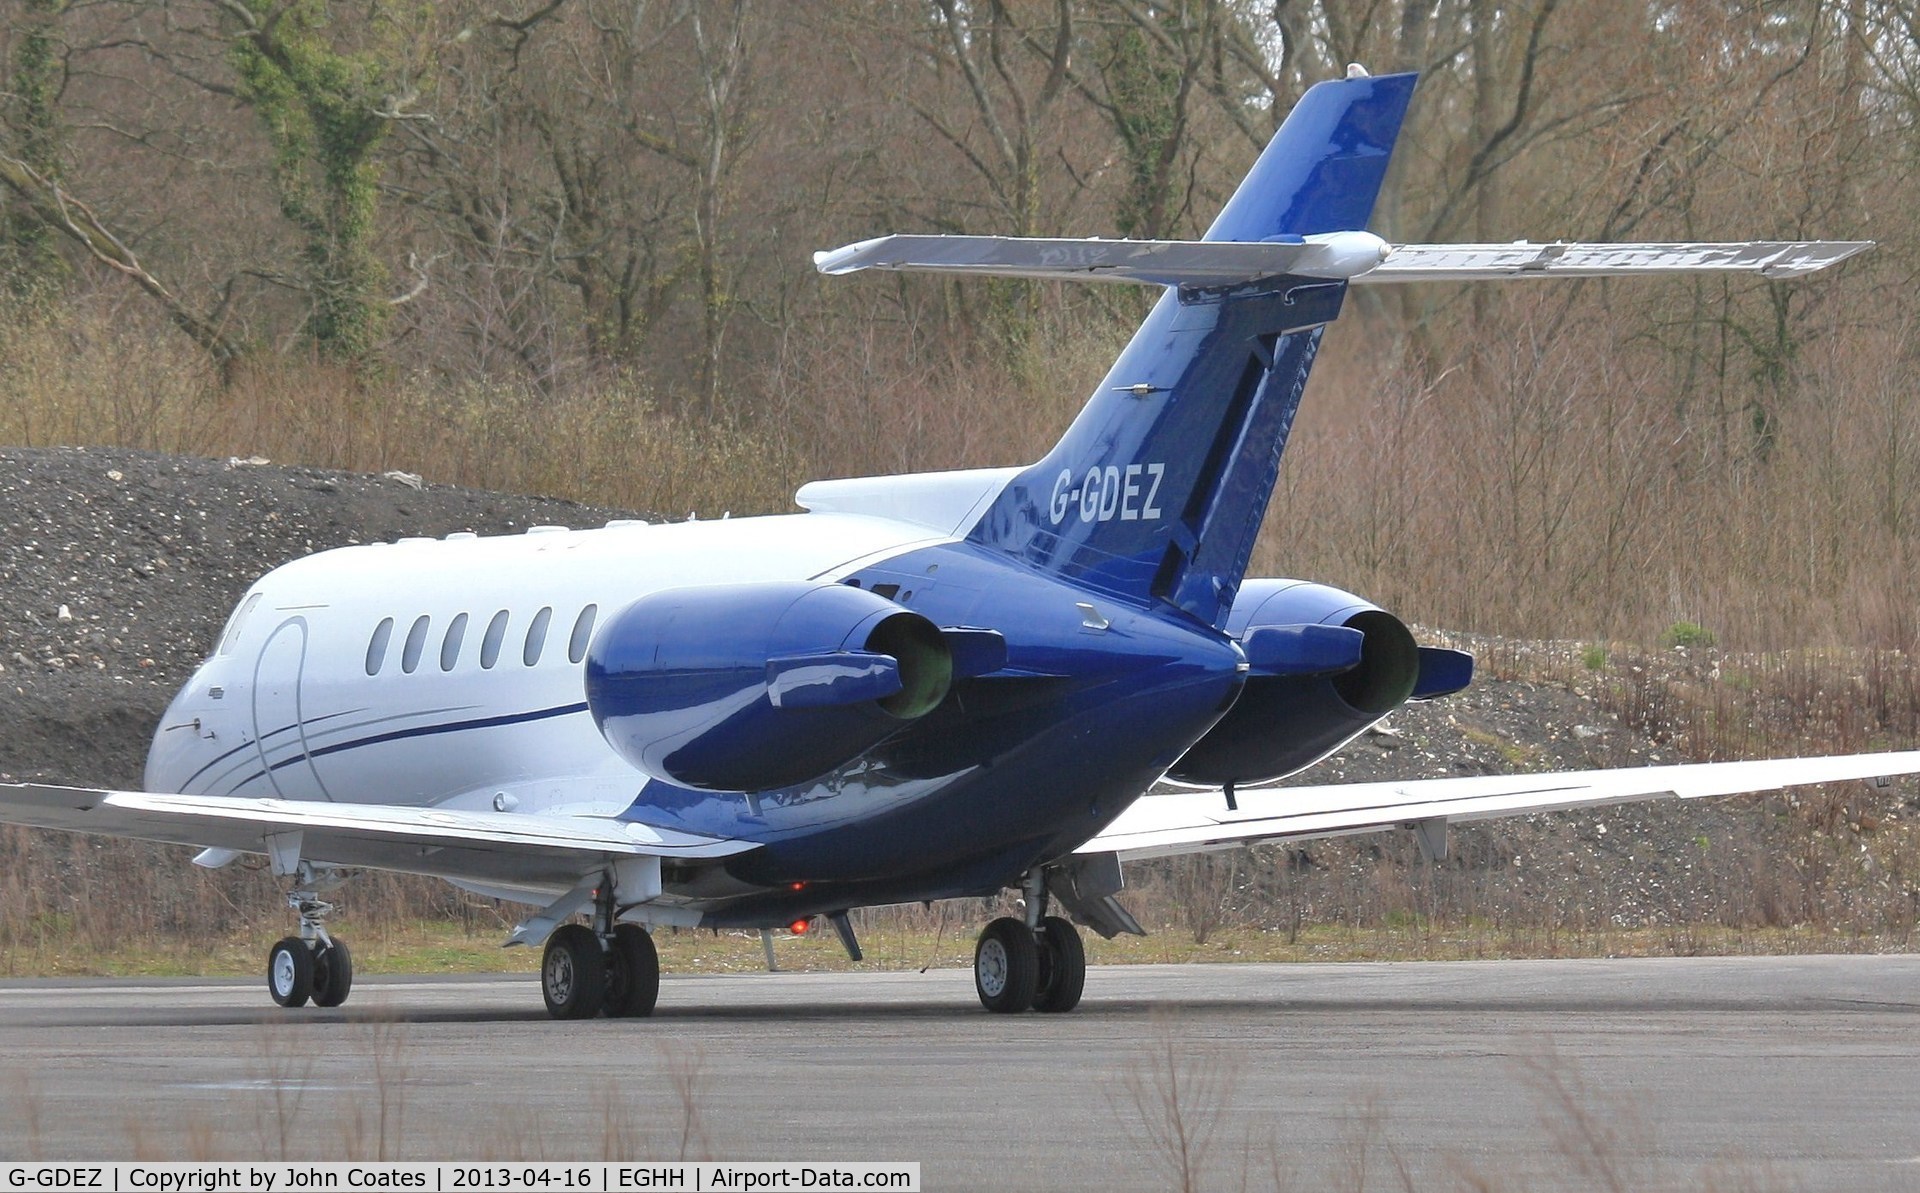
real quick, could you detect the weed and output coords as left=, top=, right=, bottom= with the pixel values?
left=1115, top=1013, right=1242, bottom=1193
left=1661, top=622, right=1717, bottom=649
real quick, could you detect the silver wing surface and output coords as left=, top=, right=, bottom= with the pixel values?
left=1355, top=240, right=1873, bottom=282
left=0, top=782, right=755, bottom=894
left=813, top=233, right=1372, bottom=286
left=1083, top=751, right=1920, bottom=861
left=814, top=234, right=1870, bottom=288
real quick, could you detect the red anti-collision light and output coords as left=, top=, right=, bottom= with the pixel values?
left=789, top=918, right=810, bottom=935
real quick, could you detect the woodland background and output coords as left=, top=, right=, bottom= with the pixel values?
left=1, top=0, right=1916, bottom=656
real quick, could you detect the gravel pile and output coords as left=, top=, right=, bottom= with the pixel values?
left=0, top=446, right=631, bottom=788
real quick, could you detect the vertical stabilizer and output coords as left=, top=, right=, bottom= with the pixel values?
left=965, top=72, right=1417, bottom=627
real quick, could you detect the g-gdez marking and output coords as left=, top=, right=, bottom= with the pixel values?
left=1049, top=463, right=1165, bottom=525
left=0, top=66, right=1902, bottom=1023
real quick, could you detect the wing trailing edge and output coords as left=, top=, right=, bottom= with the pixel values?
left=1084, top=750, right=1920, bottom=861
left=0, top=782, right=756, bottom=896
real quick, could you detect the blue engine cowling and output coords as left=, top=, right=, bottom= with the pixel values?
left=585, top=581, right=954, bottom=793
left=1166, top=579, right=1424, bottom=786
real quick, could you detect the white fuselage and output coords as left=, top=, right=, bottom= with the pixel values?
left=144, top=512, right=948, bottom=819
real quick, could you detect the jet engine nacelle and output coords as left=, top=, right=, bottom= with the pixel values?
left=1167, top=579, right=1423, bottom=786
left=585, top=581, right=954, bottom=793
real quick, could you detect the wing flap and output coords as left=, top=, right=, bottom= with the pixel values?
left=0, top=782, right=755, bottom=893
left=1086, top=751, right=1920, bottom=860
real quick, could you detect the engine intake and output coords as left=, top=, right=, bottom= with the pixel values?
left=586, top=582, right=953, bottom=792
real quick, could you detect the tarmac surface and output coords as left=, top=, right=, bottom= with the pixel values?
left=2, top=956, right=1918, bottom=1189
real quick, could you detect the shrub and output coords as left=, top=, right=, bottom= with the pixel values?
left=1660, top=622, right=1716, bottom=649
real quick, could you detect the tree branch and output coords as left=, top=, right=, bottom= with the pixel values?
left=0, top=150, right=242, bottom=364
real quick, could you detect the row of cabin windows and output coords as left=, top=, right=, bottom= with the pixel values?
left=364, top=604, right=598, bottom=676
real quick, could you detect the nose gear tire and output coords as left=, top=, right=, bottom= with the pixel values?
left=268, top=937, right=315, bottom=1008
left=312, top=938, right=355, bottom=1008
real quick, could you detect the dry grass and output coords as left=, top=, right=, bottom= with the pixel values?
left=1269, top=304, right=1920, bottom=657
left=0, top=300, right=798, bottom=519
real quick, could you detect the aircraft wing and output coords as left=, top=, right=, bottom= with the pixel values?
left=1082, top=751, right=1920, bottom=861
left=0, top=782, right=755, bottom=892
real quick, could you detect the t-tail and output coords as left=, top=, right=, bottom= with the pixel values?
left=961, top=71, right=1417, bottom=627
left=813, top=66, right=1869, bottom=629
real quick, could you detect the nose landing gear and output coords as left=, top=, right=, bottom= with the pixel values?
left=266, top=865, right=355, bottom=1009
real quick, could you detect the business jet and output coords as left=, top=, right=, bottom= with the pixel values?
left=3, top=67, right=1912, bottom=1019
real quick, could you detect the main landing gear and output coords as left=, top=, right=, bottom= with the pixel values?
left=974, top=870, right=1087, bottom=1013
left=266, top=866, right=356, bottom=1009
left=539, top=886, right=661, bottom=1020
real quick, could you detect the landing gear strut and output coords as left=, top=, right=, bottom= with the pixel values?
left=974, top=871, right=1086, bottom=1013
left=538, top=877, right=661, bottom=1020
left=266, top=865, right=355, bottom=1009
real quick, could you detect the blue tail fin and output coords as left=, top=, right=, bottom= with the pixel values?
left=964, top=71, right=1417, bottom=627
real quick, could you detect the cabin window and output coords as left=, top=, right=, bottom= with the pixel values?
left=523, top=606, right=553, bottom=666
left=217, top=592, right=263, bottom=655
left=401, top=615, right=431, bottom=674
left=480, top=610, right=509, bottom=669
left=440, top=612, right=469, bottom=672
left=568, top=604, right=598, bottom=664
left=365, top=617, right=394, bottom=676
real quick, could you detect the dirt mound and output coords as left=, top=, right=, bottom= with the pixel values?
left=0, top=446, right=632, bottom=787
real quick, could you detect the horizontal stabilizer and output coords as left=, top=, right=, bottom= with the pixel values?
left=941, top=627, right=1009, bottom=679
left=1241, top=624, right=1366, bottom=676
left=815, top=235, right=1869, bottom=289
left=814, top=231, right=1392, bottom=287
left=1410, top=647, right=1474, bottom=700
left=1354, top=240, right=1872, bottom=282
